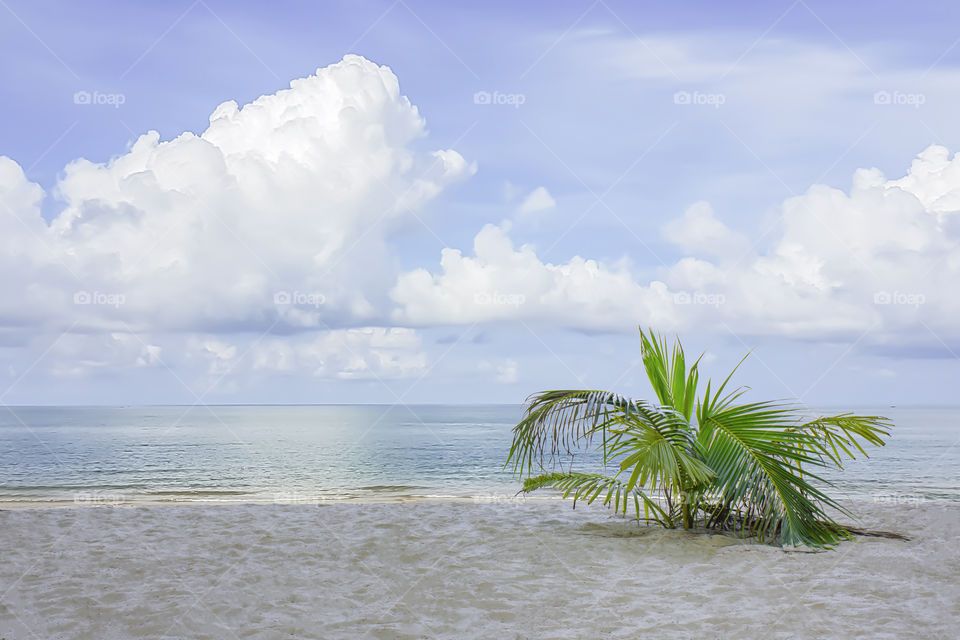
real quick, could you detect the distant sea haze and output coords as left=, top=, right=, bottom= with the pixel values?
left=1, top=405, right=957, bottom=506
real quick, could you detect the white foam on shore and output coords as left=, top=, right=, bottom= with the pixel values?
left=0, top=500, right=956, bottom=639
left=0, top=492, right=564, bottom=510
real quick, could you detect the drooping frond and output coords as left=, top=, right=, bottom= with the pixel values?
left=520, top=472, right=670, bottom=525
left=698, top=397, right=850, bottom=547
left=505, top=389, right=662, bottom=475
left=791, top=414, right=890, bottom=469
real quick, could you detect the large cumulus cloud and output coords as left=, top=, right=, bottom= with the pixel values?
left=2, top=55, right=470, bottom=334
left=0, top=55, right=472, bottom=378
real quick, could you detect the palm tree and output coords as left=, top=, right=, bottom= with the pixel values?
left=506, top=328, right=890, bottom=548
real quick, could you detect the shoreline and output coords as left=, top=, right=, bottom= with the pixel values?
left=0, top=491, right=947, bottom=516
left=0, top=493, right=568, bottom=510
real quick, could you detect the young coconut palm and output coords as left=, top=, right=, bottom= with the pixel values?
left=506, top=328, right=891, bottom=548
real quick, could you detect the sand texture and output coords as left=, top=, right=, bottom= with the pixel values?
left=0, top=500, right=957, bottom=639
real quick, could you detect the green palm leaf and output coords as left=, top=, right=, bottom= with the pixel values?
left=792, top=414, right=891, bottom=468
left=521, top=471, right=670, bottom=525
left=506, top=389, right=665, bottom=474
left=698, top=399, right=846, bottom=545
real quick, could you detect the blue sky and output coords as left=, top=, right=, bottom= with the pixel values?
left=1, top=0, right=959, bottom=405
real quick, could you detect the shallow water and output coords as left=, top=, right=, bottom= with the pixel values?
left=0, top=500, right=956, bottom=639
left=1, top=405, right=958, bottom=506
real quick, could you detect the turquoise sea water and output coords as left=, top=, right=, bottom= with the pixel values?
left=0, top=405, right=957, bottom=504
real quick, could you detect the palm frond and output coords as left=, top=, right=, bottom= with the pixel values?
left=520, top=471, right=670, bottom=525
left=639, top=328, right=701, bottom=420
left=505, top=389, right=659, bottom=475
left=699, top=398, right=849, bottom=546
left=791, top=414, right=891, bottom=469
left=607, top=411, right=714, bottom=495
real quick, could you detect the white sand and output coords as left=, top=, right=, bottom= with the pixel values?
left=0, top=499, right=957, bottom=639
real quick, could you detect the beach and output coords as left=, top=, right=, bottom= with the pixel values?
left=1, top=499, right=957, bottom=639
left=2, top=406, right=958, bottom=638
left=4, top=4, right=960, bottom=638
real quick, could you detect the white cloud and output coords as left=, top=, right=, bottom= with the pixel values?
left=661, top=201, right=751, bottom=262
left=0, top=55, right=471, bottom=382
left=516, top=186, right=556, bottom=215
left=193, top=338, right=239, bottom=377
left=4, top=46, right=960, bottom=396
left=392, top=145, right=960, bottom=351
left=44, top=333, right=164, bottom=377
left=40, top=326, right=426, bottom=388
left=0, top=55, right=472, bottom=339
left=249, top=327, right=426, bottom=380
left=391, top=222, right=678, bottom=331
left=478, top=357, right=519, bottom=383
left=496, top=358, right=518, bottom=383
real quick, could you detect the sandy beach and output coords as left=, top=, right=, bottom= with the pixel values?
left=1, top=499, right=957, bottom=639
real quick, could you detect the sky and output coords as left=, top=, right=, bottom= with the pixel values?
left=1, top=0, right=960, bottom=406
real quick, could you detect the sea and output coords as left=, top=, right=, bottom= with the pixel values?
left=0, top=404, right=957, bottom=506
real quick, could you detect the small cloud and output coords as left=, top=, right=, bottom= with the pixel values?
left=849, top=363, right=897, bottom=378
left=662, top=201, right=749, bottom=260
left=478, top=358, right=519, bottom=383
left=517, top=186, right=556, bottom=215
left=496, top=359, right=518, bottom=383
left=503, top=181, right=524, bottom=201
